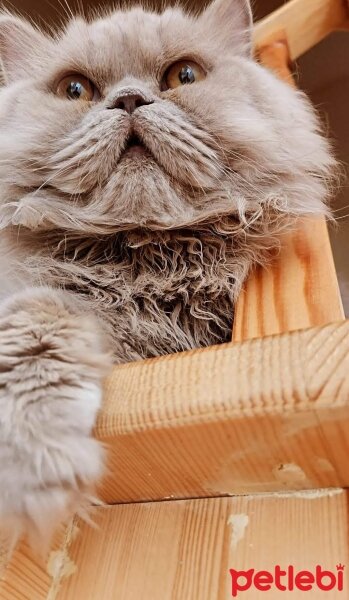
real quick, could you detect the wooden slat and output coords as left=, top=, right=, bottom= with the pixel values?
left=233, top=219, right=344, bottom=341
left=2, top=492, right=347, bottom=599
left=254, top=0, right=349, bottom=61
left=256, top=39, right=296, bottom=86
left=234, top=23, right=345, bottom=342
left=93, top=321, right=349, bottom=504
left=0, top=525, right=74, bottom=600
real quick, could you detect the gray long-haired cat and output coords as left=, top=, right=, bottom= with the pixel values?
left=0, top=0, right=334, bottom=543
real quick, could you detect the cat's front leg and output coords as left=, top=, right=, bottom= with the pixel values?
left=0, top=287, right=112, bottom=545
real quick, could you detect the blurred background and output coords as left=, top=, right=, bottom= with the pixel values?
left=3, top=0, right=348, bottom=313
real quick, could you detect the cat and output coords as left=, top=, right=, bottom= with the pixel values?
left=0, top=0, right=335, bottom=544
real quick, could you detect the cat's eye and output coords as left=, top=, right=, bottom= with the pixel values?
left=162, top=60, right=206, bottom=90
left=56, top=74, right=99, bottom=101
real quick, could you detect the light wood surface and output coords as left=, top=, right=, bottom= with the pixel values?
left=0, top=525, right=72, bottom=600
left=235, top=17, right=344, bottom=342
left=255, top=39, right=296, bottom=86
left=233, top=213, right=344, bottom=341
left=1, top=492, right=347, bottom=599
left=95, top=321, right=349, bottom=503
left=254, top=0, right=349, bottom=60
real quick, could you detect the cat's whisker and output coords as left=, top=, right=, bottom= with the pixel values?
left=54, top=0, right=75, bottom=22
left=331, top=203, right=349, bottom=213
left=333, top=213, right=349, bottom=221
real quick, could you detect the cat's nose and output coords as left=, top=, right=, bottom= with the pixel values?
left=110, top=92, right=154, bottom=114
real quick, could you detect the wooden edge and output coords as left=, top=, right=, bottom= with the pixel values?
left=96, top=321, right=349, bottom=503
left=254, top=0, right=349, bottom=60
left=0, top=521, right=78, bottom=600
left=255, top=38, right=295, bottom=87
left=2, top=493, right=348, bottom=600
left=234, top=20, right=344, bottom=342
left=232, top=218, right=344, bottom=342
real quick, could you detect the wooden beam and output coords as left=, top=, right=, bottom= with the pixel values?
left=0, top=524, right=75, bottom=600
left=96, top=321, right=349, bottom=504
left=2, top=491, right=347, bottom=599
left=233, top=215, right=344, bottom=341
left=234, top=16, right=344, bottom=342
left=253, top=0, right=349, bottom=61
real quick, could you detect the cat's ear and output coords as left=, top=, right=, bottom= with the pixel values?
left=199, top=0, right=253, bottom=56
left=0, top=14, right=51, bottom=83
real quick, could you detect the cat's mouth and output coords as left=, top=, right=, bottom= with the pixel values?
left=123, top=133, right=148, bottom=157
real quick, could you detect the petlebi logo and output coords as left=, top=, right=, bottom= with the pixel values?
left=229, top=564, right=345, bottom=596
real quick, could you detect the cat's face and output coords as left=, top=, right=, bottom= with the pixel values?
left=0, top=0, right=333, bottom=235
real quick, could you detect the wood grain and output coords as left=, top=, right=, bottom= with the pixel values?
left=3, top=492, right=346, bottom=600
left=0, top=524, right=74, bottom=600
left=94, top=322, right=349, bottom=504
left=256, top=39, right=296, bottom=87
left=234, top=23, right=344, bottom=342
left=233, top=219, right=344, bottom=342
left=254, top=0, right=349, bottom=61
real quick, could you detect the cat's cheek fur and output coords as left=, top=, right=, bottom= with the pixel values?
left=0, top=287, right=112, bottom=546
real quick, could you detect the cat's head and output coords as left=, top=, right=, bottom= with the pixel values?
left=0, top=0, right=335, bottom=235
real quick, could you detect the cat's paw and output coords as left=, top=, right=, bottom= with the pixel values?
left=1, top=420, right=105, bottom=548
left=0, top=288, right=112, bottom=547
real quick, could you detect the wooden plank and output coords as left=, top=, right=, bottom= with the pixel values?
left=2, top=492, right=346, bottom=600
left=0, top=524, right=75, bottom=600
left=95, top=321, right=349, bottom=504
left=233, top=219, right=344, bottom=342
left=234, top=24, right=344, bottom=342
left=255, top=39, right=296, bottom=87
left=253, top=0, right=349, bottom=61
